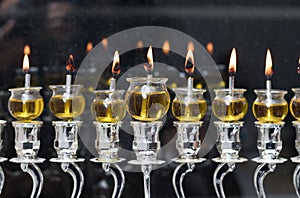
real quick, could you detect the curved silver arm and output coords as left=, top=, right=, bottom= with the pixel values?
left=254, top=163, right=276, bottom=198
left=20, top=163, right=44, bottom=198
left=0, top=165, right=5, bottom=194
left=213, top=163, right=235, bottom=198
left=141, top=164, right=152, bottom=198
left=61, top=162, right=84, bottom=198
left=102, top=163, right=125, bottom=198
left=172, top=163, right=195, bottom=198
left=293, top=164, right=300, bottom=197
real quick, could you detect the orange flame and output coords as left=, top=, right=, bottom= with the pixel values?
left=102, top=37, right=108, bottom=49
left=162, top=40, right=170, bottom=55
left=185, top=49, right=194, bottom=74
left=228, top=48, right=237, bottom=73
left=187, top=41, right=194, bottom=52
left=66, top=54, right=75, bottom=72
left=265, top=49, right=273, bottom=76
left=23, top=54, right=30, bottom=72
left=86, top=42, right=93, bottom=53
left=112, top=50, right=120, bottom=76
left=144, top=46, right=154, bottom=72
left=24, top=45, right=30, bottom=55
left=206, top=42, right=213, bottom=55
left=137, top=40, right=143, bottom=49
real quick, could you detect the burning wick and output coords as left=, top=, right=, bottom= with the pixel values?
left=185, top=49, right=194, bottom=96
left=23, top=54, right=30, bottom=88
left=66, top=54, right=75, bottom=87
left=297, top=58, right=300, bottom=75
left=228, top=48, right=237, bottom=91
left=265, top=49, right=273, bottom=95
left=110, top=50, right=120, bottom=91
left=144, top=46, right=154, bottom=80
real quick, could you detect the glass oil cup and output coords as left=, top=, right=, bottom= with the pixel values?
left=8, top=87, right=44, bottom=122
left=172, top=88, right=207, bottom=122
left=49, top=85, right=85, bottom=121
left=125, top=77, right=170, bottom=122
left=252, top=89, right=288, bottom=123
left=290, top=88, right=300, bottom=158
left=212, top=89, right=247, bottom=122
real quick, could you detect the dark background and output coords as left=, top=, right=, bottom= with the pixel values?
left=0, top=0, right=299, bottom=197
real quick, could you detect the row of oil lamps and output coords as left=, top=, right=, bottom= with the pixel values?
left=0, top=45, right=299, bottom=198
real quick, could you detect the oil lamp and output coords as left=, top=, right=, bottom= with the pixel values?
left=90, top=50, right=126, bottom=198
left=125, top=46, right=170, bottom=198
left=171, top=48, right=207, bottom=198
left=289, top=59, right=300, bottom=197
left=49, top=54, right=85, bottom=198
left=8, top=47, right=45, bottom=198
left=211, top=48, right=248, bottom=198
left=252, top=49, right=288, bottom=198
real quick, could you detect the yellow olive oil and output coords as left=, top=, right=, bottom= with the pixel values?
left=92, top=99, right=126, bottom=122
left=9, top=98, right=44, bottom=121
left=172, top=99, right=207, bottom=122
left=252, top=101, right=288, bottom=123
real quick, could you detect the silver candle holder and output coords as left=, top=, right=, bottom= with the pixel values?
left=211, top=89, right=248, bottom=198
left=252, top=89, right=288, bottom=198
left=90, top=88, right=126, bottom=198
left=170, top=87, right=207, bottom=198
left=0, top=120, right=6, bottom=194
left=49, top=85, right=85, bottom=198
left=8, top=87, right=45, bottom=198
left=125, top=75, right=170, bottom=198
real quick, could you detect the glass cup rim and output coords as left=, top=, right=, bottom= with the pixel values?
left=126, top=77, right=168, bottom=83
left=213, top=88, right=247, bottom=93
left=93, top=89, right=125, bottom=94
left=48, top=84, right=83, bottom=89
left=8, top=86, right=43, bottom=92
left=254, top=89, right=287, bottom=94
left=172, top=87, right=206, bottom=94
left=292, top=88, right=300, bottom=93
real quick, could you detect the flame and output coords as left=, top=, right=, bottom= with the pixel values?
left=137, top=40, right=143, bottom=49
left=66, top=54, right=75, bottom=72
left=265, top=49, right=273, bottom=76
left=162, top=40, right=170, bottom=55
left=24, top=45, right=31, bottom=55
left=144, top=46, right=154, bottom=72
left=206, top=42, right=213, bottom=55
left=187, top=41, right=194, bottom=52
left=228, top=48, right=237, bottom=73
left=112, top=50, right=120, bottom=75
left=23, top=54, right=30, bottom=72
left=102, top=37, right=108, bottom=49
left=185, top=49, right=194, bottom=74
left=298, top=57, right=300, bottom=65
left=86, top=42, right=93, bottom=53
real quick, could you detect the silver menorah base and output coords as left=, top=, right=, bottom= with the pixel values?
left=252, top=122, right=286, bottom=198
left=50, top=121, right=84, bottom=198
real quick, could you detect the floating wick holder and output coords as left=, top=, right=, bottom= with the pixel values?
left=290, top=121, right=300, bottom=197
left=0, top=120, right=6, bottom=194
left=172, top=121, right=206, bottom=198
left=10, top=121, right=45, bottom=198
left=128, top=121, right=165, bottom=198
left=252, top=122, right=286, bottom=198
left=50, top=121, right=84, bottom=198
left=90, top=122, right=125, bottom=198
left=212, top=121, right=247, bottom=198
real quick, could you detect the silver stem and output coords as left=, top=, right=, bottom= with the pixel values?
left=172, top=163, right=195, bottom=198
left=61, top=162, right=84, bottom=198
left=293, top=164, right=300, bottom=198
left=254, top=163, right=276, bottom=198
left=20, top=163, right=44, bottom=198
left=0, top=165, right=5, bottom=194
left=141, top=164, right=152, bottom=198
left=102, top=163, right=125, bottom=198
left=213, top=163, right=235, bottom=198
